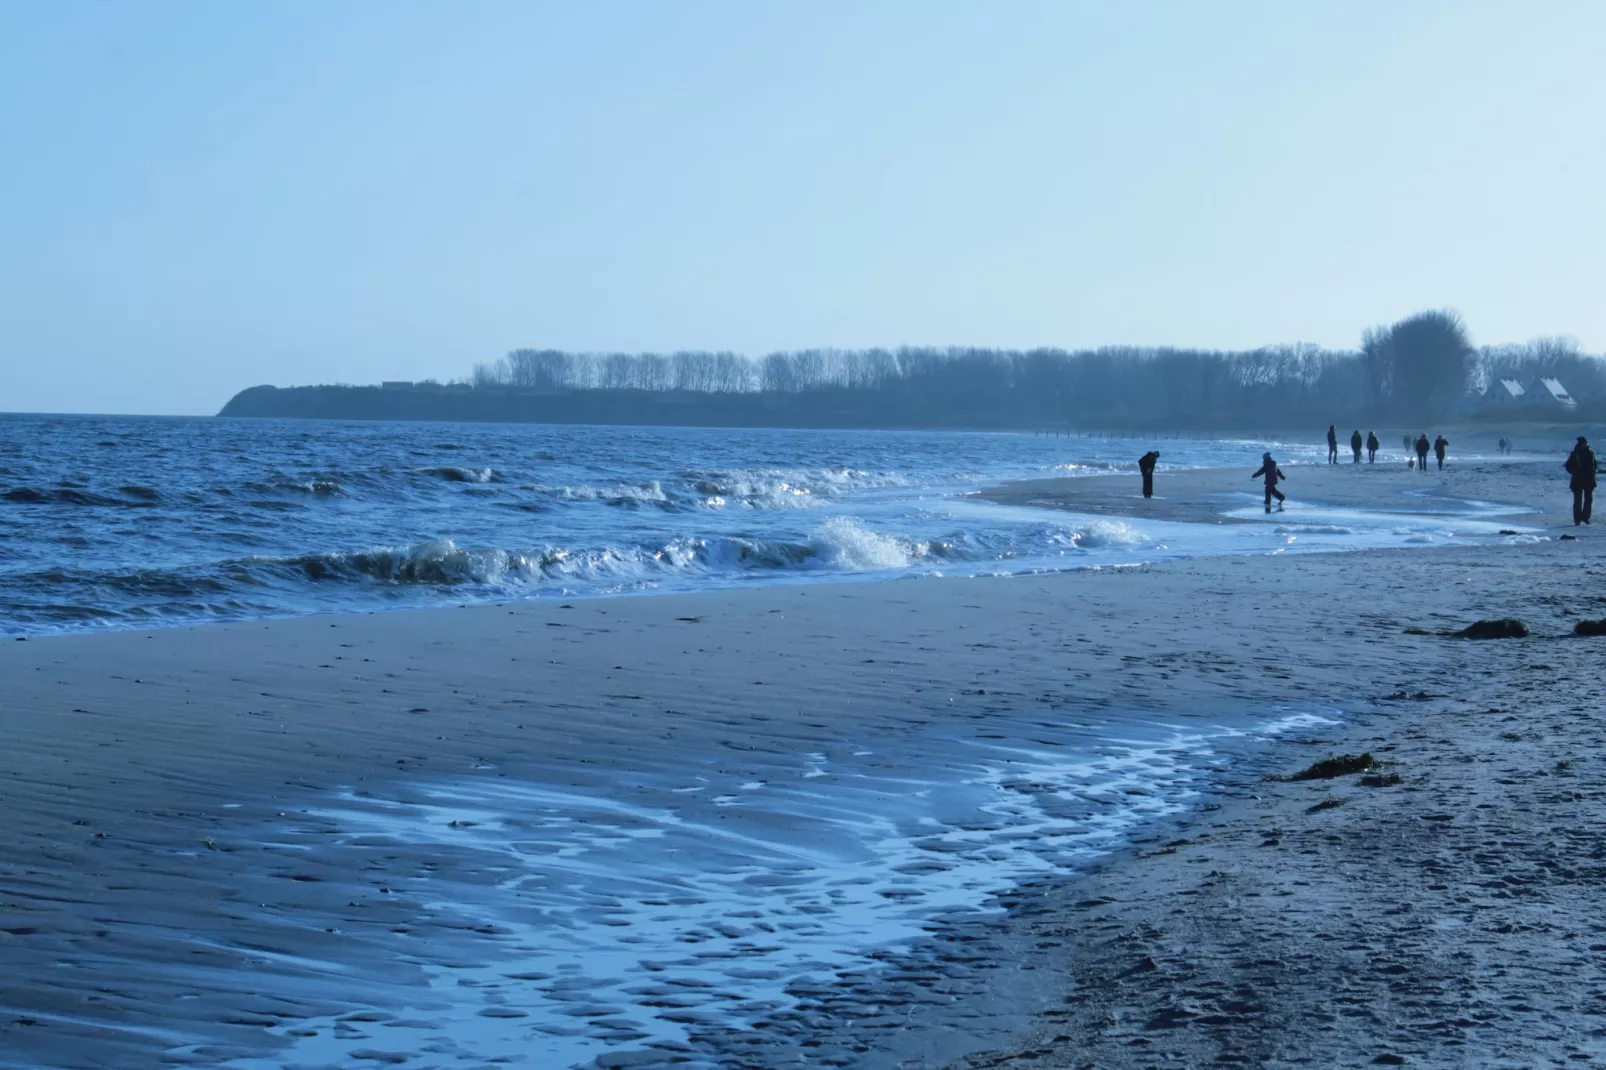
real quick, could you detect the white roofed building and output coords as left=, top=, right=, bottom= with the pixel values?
left=1537, top=377, right=1578, bottom=409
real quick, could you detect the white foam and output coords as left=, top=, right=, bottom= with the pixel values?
left=539, top=481, right=672, bottom=507
left=805, top=516, right=930, bottom=571
left=226, top=709, right=1338, bottom=1069
left=1070, top=518, right=1147, bottom=548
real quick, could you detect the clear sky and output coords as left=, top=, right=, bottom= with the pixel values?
left=2, top=1, right=1602, bottom=415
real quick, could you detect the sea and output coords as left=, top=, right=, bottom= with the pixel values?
left=0, top=413, right=1528, bottom=638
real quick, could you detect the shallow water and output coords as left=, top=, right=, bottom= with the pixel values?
left=0, top=415, right=1530, bottom=636
left=215, top=705, right=1334, bottom=1069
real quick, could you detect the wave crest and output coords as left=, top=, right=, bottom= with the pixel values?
left=413, top=466, right=497, bottom=484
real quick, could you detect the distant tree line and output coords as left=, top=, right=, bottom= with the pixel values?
left=458, top=311, right=1604, bottom=428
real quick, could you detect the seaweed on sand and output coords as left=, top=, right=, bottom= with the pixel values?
left=1270, top=753, right=1378, bottom=782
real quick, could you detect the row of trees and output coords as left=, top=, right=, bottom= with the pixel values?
left=463, top=313, right=1603, bottom=427
left=473, top=348, right=919, bottom=394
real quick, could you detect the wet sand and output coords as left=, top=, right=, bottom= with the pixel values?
left=941, top=543, right=1606, bottom=1069
left=2, top=467, right=1603, bottom=1067
left=979, top=456, right=1568, bottom=528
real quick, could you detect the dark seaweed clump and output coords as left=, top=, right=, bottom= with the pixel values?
left=1273, top=753, right=1378, bottom=782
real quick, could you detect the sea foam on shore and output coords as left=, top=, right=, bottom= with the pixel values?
left=218, top=707, right=1333, bottom=1069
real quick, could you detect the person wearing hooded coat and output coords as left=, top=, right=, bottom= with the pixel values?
left=1366, top=431, right=1379, bottom=463
left=1350, top=429, right=1363, bottom=463
left=1138, top=450, right=1160, bottom=499
left=1566, top=436, right=1599, bottom=525
left=1415, top=434, right=1431, bottom=472
left=1251, top=452, right=1286, bottom=512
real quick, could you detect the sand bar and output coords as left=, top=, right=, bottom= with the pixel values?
left=979, top=456, right=1569, bottom=528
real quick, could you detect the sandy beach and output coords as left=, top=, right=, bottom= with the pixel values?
left=979, top=455, right=1569, bottom=528
left=3, top=463, right=1604, bottom=1069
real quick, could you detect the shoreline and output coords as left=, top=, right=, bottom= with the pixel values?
left=4, top=456, right=1573, bottom=645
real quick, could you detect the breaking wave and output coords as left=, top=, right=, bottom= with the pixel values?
left=3, top=511, right=1154, bottom=633
left=527, top=467, right=909, bottom=512
left=271, top=518, right=966, bottom=591
left=1070, top=519, right=1147, bottom=548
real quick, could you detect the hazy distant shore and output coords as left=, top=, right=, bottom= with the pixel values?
left=217, top=382, right=1606, bottom=435
left=3, top=457, right=1604, bottom=1068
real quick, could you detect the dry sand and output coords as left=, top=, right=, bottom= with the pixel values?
left=2, top=462, right=1604, bottom=1069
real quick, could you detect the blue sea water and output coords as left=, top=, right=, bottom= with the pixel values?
left=0, top=414, right=1521, bottom=637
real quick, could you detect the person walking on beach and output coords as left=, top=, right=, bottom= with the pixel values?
left=1498, top=436, right=1509, bottom=456
left=1415, top=434, right=1431, bottom=472
left=1434, top=434, right=1449, bottom=471
left=1403, top=434, right=1413, bottom=453
left=1350, top=429, right=1363, bottom=463
left=1566, top=436, right=1598, bottom=525
left=1327, top=425, right=1338, bottom=464
left=1252, top=452, right=1286, bottom=513
left=1138, top=450, right=1160, bottom=499
left=1366, top=431, right=1379, bottom=464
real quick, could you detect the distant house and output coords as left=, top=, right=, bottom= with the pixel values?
left=1492, top=378, right=1527, bottom=403
left=1537, top=377, right=1578, bottom=409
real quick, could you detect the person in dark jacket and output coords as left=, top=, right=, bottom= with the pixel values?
left=1434, top=434, right=1449, bottom=470
left=1138, top=451, right=1160, bottom=499
left=1415, top=434, right=1430, bottom=472
left=1366, top=431, right=1379, bottom=463
left=1327, top=425, right=1338, bottom=464
left=1252, top=452, right=1286, bottom=512
left=1566, top=436, right=1598, bottom=525
left=1350, top=429, right=1363, bottom=463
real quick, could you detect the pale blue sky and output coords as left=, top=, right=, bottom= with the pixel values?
left=2, top=1, right=1602, bottom=414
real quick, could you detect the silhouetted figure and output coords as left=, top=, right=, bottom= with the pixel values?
left=1415, top=434, right=1430, bottom=472
left=1497, top=436, right=1508, bottom=456
left=1327, top=425, right=1338, bottom=464
left=1434, top=434, right=1448, bottom=470
left=1252, top=452, right=1286, bottom=513
left=1566, top=436, right=1598, bottom=526
left=1350, top=429, right=1362, bottom=463
left=1403, top=434, right=1413, bottom=453
left=1138, top=450, right=1160, bottom=499
left=1366, top=431, right=1379, bottom=464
